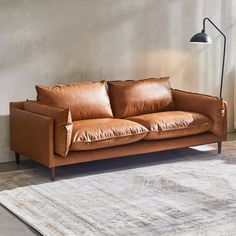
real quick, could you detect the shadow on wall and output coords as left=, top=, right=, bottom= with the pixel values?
left=34, top=0, right=204, bottom=86
left=134, top=49, right=196, bottom=89
left=131, top=0, right=206, bottom=91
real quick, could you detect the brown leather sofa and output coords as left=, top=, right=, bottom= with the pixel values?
left=10, top=77, right=227, bottom=180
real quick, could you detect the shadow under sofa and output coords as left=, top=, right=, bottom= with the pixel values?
left=10, top=77, right=227, bottom=180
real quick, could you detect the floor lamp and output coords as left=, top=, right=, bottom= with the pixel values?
left=190, top=17, right=226, bottom=99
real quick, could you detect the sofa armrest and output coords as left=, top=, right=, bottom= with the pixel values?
left=10, top=105, right=55, bottom=167
left=24, top=101, right=73, bottom=157
left=172, top=89, right=227, bottom=139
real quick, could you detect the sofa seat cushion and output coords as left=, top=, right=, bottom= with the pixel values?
left=70, top=118, right=148, bottom=151
left=36, top=81, right=113, bottom=121
left=128, top=111, right=212, bottom=140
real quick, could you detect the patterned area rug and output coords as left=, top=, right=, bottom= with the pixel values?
left=0, top=143, right=236, bottom=236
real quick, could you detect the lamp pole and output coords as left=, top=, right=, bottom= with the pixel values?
left=190, top=18, right=226, bottom=98
left=202, top=18, right=226, bottom=98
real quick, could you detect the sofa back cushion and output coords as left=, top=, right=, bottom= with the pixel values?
left=36, top=81, right=113, bottom=121
left=107, top=77, right=175, bottom=118
left=24, top=101, right=72, bottom=157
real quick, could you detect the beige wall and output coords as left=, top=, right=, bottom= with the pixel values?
left=0, top=0, right=235, bottom=162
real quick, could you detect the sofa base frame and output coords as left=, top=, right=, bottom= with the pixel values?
left=15, top=138, right=222, bottom=181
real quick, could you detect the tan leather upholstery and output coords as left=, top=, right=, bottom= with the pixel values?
left=36, top=81, right=113, bottom=121
left=128, top=111, right=212, bottom=140
left=10, top=104, right=54, bottom=167
left=172, top=89, right=226, bottom=137
left=10, top=101, right=25, bottom=110
left=70, top=118, right=148, bottom=150
left=10, top=83, right=227, bottom=175
left=24, top=101, right=72, bottom=157
left=108, top=77, right=175, bottom=118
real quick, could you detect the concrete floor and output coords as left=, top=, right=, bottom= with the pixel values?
left=0, top=132, right=235, bottom=236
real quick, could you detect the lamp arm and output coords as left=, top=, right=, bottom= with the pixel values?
left=203, top=17, right=226, bottom=98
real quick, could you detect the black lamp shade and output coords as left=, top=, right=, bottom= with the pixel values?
left=190, top=30, right=212, bottom=44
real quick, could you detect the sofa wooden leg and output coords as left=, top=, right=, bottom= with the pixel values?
left=218, top=142, right=222, bottom=154
left=15, top=152, right=20, bottom=164
left=50, top=167, right=56, bottom=181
